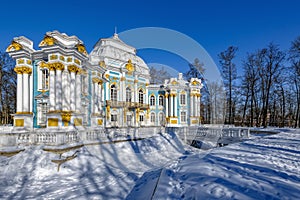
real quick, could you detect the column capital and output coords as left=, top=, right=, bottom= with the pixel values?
left=67, top=65, right=79, bottom=73
left=14, top=66, right=32, bottom=74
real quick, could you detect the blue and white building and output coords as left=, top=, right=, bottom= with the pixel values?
left=6, top=31, right=202, bottom=129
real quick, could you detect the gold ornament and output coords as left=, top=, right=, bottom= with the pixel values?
left=125, top=59, right=134, bottom=72
left=6, top=41, right=23, bottom=52
left=39, top=35, right=56, bottom=47
left=76, top=44, right=88, bottom=56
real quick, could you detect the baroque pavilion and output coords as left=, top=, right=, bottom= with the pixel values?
left=6, top=30, right=202, bottom=129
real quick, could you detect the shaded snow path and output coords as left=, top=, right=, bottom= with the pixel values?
left=150, top=129, right=300, bottom=200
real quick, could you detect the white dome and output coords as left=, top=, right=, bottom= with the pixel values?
left=89, top=33, right=150, bottom=77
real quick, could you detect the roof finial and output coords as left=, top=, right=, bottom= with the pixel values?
left=113, top=26, right=119, bottom=39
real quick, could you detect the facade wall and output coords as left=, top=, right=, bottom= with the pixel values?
left=6, top=31, right=202, bottom=129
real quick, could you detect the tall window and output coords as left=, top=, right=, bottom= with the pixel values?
left=111, top=114, right=117, bottom=122
left=126, top=87, right=132, bottom=102
left=159, top=112, right=164, bottom=125
left=139, top=115, right=144, bottom=122
left=150, top=95, right=155, bottom=106
left=181, top=111, right=187, bottom=123
left=150, top=112, right=156, bottom=123
left=111, top=85, right=117, bottom=101
left=159, top=95, right=164, bottom=106
left=139, top=89, right=144, bottom=104
left=39, top=68, right=49, bottom=90
left=180, top=94, right=186, bottom=105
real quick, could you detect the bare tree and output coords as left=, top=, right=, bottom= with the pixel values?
left=289, top=36, right=300, bottom=127
left=218, top=46, right=238, bottom=124
left=0, top=51, right=16, bottom=124
left=149, top=66, right=172, bottom=84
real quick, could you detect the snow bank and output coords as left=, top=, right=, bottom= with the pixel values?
left=0, top=132, right=190, bottom=199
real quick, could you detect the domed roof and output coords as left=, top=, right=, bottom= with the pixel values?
left=89, top=33, right=149, bottom=77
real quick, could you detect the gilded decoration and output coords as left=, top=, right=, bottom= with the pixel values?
left=54, top=63, right=65, bottom=71
left=17, top=59, right=24, bottom=64
left=92, top=77, right=102, bottom=84
left=26, top=60, right=32, bottom=65
left=44, top=62, right=64, bottom=71
left=67, top=57, right=72, bottom=62
left=39, top=61, right=48, bottom=68
left=76, top=44, right=88, bottom=56
left=59, top=55, right=65, bottom=61
left=165, top=93, right=169, bottom=98
left=61, top=112, right=71, bottom=123
left=191, top=80, right=199, bottom=85
left=74, top=59, right=81, bottom=65
left=68, top=65, right=79, bottom=73
left=125, top=59, right=134, bottom=72
left=120, top=77, right=126, bottom=81
left=50, top=55, right=58, bottom=60
left=105, top=74, right=110, bottom=79
left=171, top=80, right=178, bottom=85
left=6, top=41, right=23, bottom=52
left=99, top=61, right=106, bottom=68
left=39, top=35, right=56, bottom=47
left=14, top=66, right=32, bottom=74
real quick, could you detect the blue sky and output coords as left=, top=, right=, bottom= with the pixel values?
left=1, top=0, right=300, bottom=75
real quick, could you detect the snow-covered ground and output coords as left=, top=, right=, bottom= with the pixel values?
left=0, top=129, right=299, bottom=199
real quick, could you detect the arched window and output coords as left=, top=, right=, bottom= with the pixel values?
left=150, top=95, right=155, bottom=106
left=139, top=89, right=144, bottom=104
left=150, top=112, right=156, bottom=123
left=126, top=87, right=132, bottom=102
left=111, top=85, right=117, bottom=101
left=159, top=95, right=164, bottom=106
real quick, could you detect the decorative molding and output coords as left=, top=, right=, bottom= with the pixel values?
left=99, top=61, right=106, bottom=68
left=74, top=59, right=81, bottom=65
left=6, top=41, right=23, bottom=52
left=17, top=59, right=25, bottom=64
left=14, top=66, right=32, bottom=74
left=15, top=112, right=33, bottom=114
left=39, top=35, right=56, bottom=47
left=15, top=119, right=24, bottom=127
left=48, top=118, right=59, bottom=127
left=67, top=65, right=79, bottom=73
left=76, top=44, right=88, bottom=56
left=50, top=54, right=58, bottom=60
left=125, top=59, right=134, bottom=72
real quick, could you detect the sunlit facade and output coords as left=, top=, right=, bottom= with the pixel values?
left=6, top=31, right=202, bottom=129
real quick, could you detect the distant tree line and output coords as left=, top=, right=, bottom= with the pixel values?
left=0, top=51, right=16, bottom=125
left=184, top=36, right=300, bottom=128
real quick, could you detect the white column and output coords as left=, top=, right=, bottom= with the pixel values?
left=29, top=74, right=33, bottom=112
left=23, top=73, right=29, bottom=112
left=165, top=94, right=169, bottom=117
left=190, top=94, right=193, bottom=117
left=75, top=73, right=81, bottom=112
left=91, top=82, right=95, bottom=113
left=62, top=70, right=70, bottom=111
left=170, top=94, right=174, bottom=117
left=94, top=83, right=99, bottom=113
left=197, top=96, right=200, bottom=117
left=174, top=94, right=178, bottom=117
left=49, top=69, right=56, bottom=111
left=16, top=73, right=23, bottom=112
left=70, top=71, right=76, bottom=111
left=98, top=82, right=102, bottom=111
left=55, top=69, right=62, bottom=111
